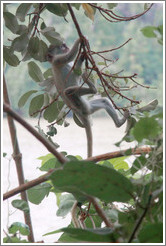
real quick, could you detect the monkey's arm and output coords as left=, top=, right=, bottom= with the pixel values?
left=64, top=72, right=97, bottom=98
left=53, top=38, right=81, bottom=65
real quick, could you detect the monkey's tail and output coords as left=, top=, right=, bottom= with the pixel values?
left=82, top=116, right=93, bottom=158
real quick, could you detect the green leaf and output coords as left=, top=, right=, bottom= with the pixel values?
left=38, top=153, right=55, bottom=164
left=107, top=3, right=118, bottom=9
left=43, top=68, right=53, bottom=79
left=18, top=90, right=37, bottom=108
left=144, top=3, right=150, bottom=10
left=49, top=161, right=133, bottom=202
left=16, top=24, right=28, bottom=35
left=3, top=236, right=28, bottom=243
left=141, top=26, right=157, bottom=38
left=9, top=222, right=30, bottom=236
left=41, top=27, right=63, bottom=45
left=47, top=126, right=57, bottom=136
left=3, top=46, right=20, bottom=67
left=138, top=223, right=163, bottom=243
left=105, top=209, right=118, bottom=223
left=39, top=157, right=61, bottom=172
left=133, top=117, right=160, bottom=142
left=3, top=153, right=7, bottom=157
left=11, top=33, right=29, bottom=52
left=28, top=36, right=40, bottom=55
left=43, top=101, right=64, bottom=123
left=38, top=40, right=48, bottom=62
left=29, top=94, right=44, bottom=117
left=157, top=25, right=163, bottom=35
left=27, top=182, right=51, bottom=204
left=46, top=3, right=68, bottom=17
left=11, top=199, right=30, bottom=213
left=109, top=156, right=129, bottom=170
left=28, top=61, right=44, bottom=82
left=44, top=227, right=116, bottom=243
left=56, top=194, right=75, bottom=217
left=71, top=3, right=81, bottom=10
left=16, top=3, right=32, bottom=22
left=130, top=156, right=147, bottom=175
left=3, top=12, right=19, bottom=33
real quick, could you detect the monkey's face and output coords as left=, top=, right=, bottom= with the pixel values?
left=46, top=43, right=69, bottom=62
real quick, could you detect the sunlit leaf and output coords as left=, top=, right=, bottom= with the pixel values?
left=82, top=3, right=94, bottom=21
left=109, top=156, right=129, bottom=170
left=11, top=199, right=29, bottom=213
left=9, top=222, right=30, bottom=236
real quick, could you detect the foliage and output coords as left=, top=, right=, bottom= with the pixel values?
left=3, top=2, right=163, bottom=244
left=3, top=3, right=163, bottom=111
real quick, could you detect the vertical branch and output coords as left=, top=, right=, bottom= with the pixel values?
left=90, top=197, right=113, bottom=228
left=3, top=74, right=34, bottom=242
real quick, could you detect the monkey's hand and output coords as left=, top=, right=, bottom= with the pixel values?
left=123, top=109, right=130, bottom=119
left=80, top=51, right=86, bottom=61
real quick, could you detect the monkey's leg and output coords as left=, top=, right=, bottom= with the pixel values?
left=64, top=82, right=96, bottom=98
left=89, top=98, right=129, bottom=127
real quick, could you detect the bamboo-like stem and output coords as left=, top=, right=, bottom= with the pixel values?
left=3, top=74, right=34, bottom=242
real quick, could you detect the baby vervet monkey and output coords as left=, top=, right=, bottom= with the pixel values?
left=46, top=37, right=130, bottom=158
left=46, top=38, right=157, bottom=228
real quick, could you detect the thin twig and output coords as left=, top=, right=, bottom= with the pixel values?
left=128, top=194, right=152, bottom=243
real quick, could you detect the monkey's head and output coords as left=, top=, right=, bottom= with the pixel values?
left=46, top=43, right=69, bottom=62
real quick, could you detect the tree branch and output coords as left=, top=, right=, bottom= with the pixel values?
left=3, top=146, right=153, bottom=201
left=3, top=170, right=54, bottom=200
left=3, top=103, right=67, bottom=164
left=90, top=197, right=114, bottom=228
left=86, top=146, right=153, bottom=162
